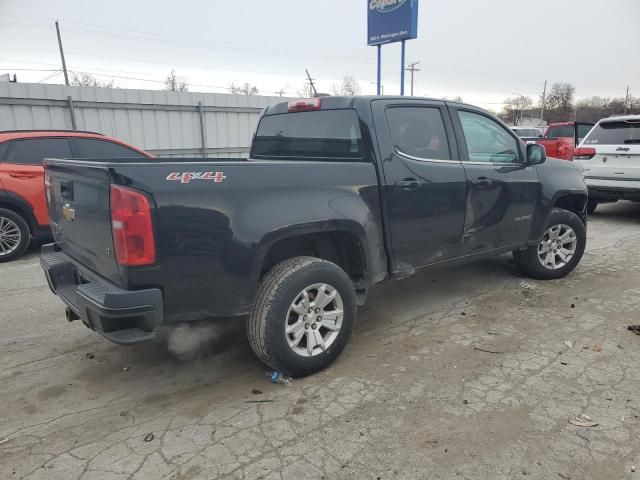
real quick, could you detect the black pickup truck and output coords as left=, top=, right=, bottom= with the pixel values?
left=41, top=96, right=588, bottom=377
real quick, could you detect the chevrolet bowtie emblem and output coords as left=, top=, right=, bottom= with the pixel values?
left=62, top=204, right=76, bottom=222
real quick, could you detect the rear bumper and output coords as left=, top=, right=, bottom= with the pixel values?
left=40, top=243, right=163, bottom=345
left=586, top=178, right=640, bottom=201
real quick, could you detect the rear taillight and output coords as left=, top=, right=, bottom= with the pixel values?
left=574, top=147, right=596, bottom=160
left=287, top=98, right=321, bottom=112
left=110, top=185, right=155, bottom=266
left=557, top=142, right=568, bottom=158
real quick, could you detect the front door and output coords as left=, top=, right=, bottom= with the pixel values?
left=450, top=107, right=539, bottom=256
left=373, top=99, right=467, bottom=271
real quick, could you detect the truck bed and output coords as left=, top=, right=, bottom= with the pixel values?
left=43, top=157, right=387, bottom=327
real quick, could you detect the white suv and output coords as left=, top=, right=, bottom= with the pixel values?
left=574, top=115, right=640, bottom=213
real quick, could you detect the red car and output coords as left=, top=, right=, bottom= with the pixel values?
left=521, top=122, right=594, bottom=161
left=0, top=130, right=152, bottom=262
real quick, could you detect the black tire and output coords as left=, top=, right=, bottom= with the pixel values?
left=0, top=208, right=31, bottom=263
left=247, top=256, right=356, bottom=378
left=586, top=199, right=598, bottom=215
left=516, top=208, right=586, bottom=280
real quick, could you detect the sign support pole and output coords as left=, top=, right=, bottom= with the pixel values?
left=400, top=40, right=406, bottom=96
left=377, top=45, right=382, bottom=95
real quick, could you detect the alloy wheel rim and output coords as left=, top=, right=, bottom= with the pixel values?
left=0, top=216, right=21, bottom=256
left=537, top=223, right=577, bottom=270
left=285, top=283, right=344, bottom=357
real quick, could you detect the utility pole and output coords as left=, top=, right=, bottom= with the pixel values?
left=624, top=85, right=630, bottom=114
left=55, top=20, right=70, bottom=86
left=539, top=80, right=547, bottom=124
left=275, top=89, right=285, bottom=97
left=405, top=61, right=420, bottom=96
left=305, top=68, right=318, bottom=97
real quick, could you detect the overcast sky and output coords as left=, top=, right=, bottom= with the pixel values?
left=1, top=0, right=639, bottom=111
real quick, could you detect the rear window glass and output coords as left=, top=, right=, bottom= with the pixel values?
left=73, top=138, right=147, bottom=159
left=253, top=109, right=363, bottom=160
left=546, top=125, right=574, bottom=138
left=584, top=122, right=640, bottom=145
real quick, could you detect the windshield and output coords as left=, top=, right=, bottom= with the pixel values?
left=546, top=125, right=574, bottom=138
left=583, top=121, right=640, bottom=145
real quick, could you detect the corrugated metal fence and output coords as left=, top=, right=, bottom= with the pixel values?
left=0, top=82, right=291, bottom=158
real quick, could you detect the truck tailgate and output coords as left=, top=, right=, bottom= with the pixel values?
left=45, top=160, right=122, bottom=285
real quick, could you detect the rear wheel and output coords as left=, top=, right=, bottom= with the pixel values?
left=586, top=199, right=598, bottom=215
left=0, top=208, right=30, bottom=262
left=515, top=208, right=586, bottom=280
left=247, top=256, right=356, bottom=377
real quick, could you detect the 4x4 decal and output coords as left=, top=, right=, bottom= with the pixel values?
left=166, top=171, right=226, bottom=184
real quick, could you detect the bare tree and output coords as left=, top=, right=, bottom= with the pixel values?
left=541, top=82, right=575, bottom=123
left=575, top=95, right=640, bottom=122
left=297, top=83, right=315, bottom=98
left=442, top=96, right=464, bottom=103
left=229, top=81, right=259, bottom=95
left=164, top=69, right=188, bottom=92
left=331, top=76, right=361, bottom=96
left=500, top=95, right=533, bottom=125
left=70, top=72, right=115, bottom=88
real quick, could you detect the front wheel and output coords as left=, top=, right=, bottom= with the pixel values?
left=247, top=256, right=356, bottom=377
left=514, top=208, right=586, bottom=280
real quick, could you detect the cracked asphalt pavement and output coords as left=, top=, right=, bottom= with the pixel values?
left=2, top=202, right=640, bottom=480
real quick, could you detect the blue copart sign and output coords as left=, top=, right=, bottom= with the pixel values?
left=367, top=0, right=419, bottom=46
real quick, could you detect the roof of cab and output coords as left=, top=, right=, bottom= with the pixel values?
left=0, top=130, right=153, bottom=157
left=263, top=95, right=487, bottom=116
left=599, top=115, right=640, bottom=124
left=0, top=130, right=104, bottom=142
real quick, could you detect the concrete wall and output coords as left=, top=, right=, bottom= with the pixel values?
left=0, top=82, right=291, bottom=158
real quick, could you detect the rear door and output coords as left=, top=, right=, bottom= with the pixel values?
left=0, top=137, right=72, bottom=226
left=372, top=99, right=467, bottom=270
left=580, top=120, right=640, bottom=180
left=450, top=107, right=539, bottom=255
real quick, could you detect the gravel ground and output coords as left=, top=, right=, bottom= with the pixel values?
left=1, top=202, right=640, bottom=480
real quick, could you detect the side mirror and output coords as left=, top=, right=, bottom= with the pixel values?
left=526, top=143, right=546, bottom=165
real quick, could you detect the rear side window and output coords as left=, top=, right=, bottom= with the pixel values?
left=5, top=138, right=72, bottom=165
left=0, top=141, right=9, bottom=162
left=73, top=138, right=147, bottom=159
left=546, top=125, right=573, bottom=138
left=386, top=106, right=451, bottom=160
left=584, top=122, right=640, bottom=145
left=253, top=109, right=363, bottom=160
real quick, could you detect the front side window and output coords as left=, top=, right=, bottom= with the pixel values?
left=73, top=138, right=147, bottom=159
left=386, top=106, right=451, bottom=160
left=253, top=109, right=362, bottom=160
left=5, top=138, right=72, bottom=165
left=458, top=111, right=520, bottom=163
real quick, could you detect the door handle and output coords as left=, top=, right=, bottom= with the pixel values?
left=471, top=177, right=493, bottom=187
left=395, top=178, right=420, bottom=190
